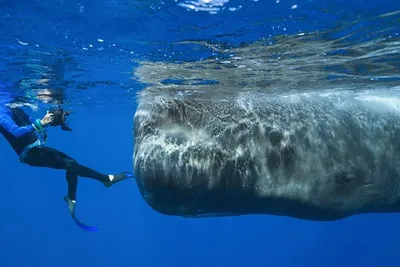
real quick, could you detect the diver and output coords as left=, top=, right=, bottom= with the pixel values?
left=0, top=103, right=134, bottom=231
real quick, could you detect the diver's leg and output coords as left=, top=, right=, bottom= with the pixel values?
left=24, top=146, right=112, bottom=183
left=66, top=171, right=78, bottom=201
left=64, top=171, right=98, bottom=232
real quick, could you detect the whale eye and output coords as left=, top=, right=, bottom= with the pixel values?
left=334, top=167, right=361, bottom=184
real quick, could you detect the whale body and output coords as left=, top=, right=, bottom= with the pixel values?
left=133, top=86, right=400, bottom=221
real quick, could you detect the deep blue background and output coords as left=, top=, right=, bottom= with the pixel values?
left=1, top=0, right=400, bottom=266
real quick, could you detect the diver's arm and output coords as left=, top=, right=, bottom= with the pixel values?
left=0, top=112, right=53, bottom=138
left=0, top=114, right=36, bottom=138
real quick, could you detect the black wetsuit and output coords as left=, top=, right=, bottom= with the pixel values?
left=0, top=106, right=110, bottom=200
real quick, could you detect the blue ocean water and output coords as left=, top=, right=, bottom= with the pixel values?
left=1, top=0, right=400, bottom=266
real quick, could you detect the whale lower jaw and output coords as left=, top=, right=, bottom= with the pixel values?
left=135, top=185, right=357, bottom=221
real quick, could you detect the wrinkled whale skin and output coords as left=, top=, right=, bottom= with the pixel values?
left=133, top=90, right=400, bottom=221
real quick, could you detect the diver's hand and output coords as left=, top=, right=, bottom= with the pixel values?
left=40, top=112, right=54, bottom=127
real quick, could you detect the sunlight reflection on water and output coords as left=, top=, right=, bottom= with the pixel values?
left=177, top=0, right=239, bottom=14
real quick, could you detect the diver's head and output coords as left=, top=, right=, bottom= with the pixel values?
left=48, top=106, right=73, bottom=131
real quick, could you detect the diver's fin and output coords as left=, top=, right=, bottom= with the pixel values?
left=72, top=217, right=98, bottom=232
left=104, top=171, right=134, bottom=188
left=64, top=195, right=98, bottom=232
